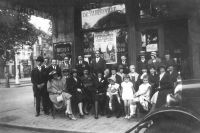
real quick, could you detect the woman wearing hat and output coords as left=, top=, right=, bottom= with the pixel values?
left=67, top=69, right=85, bottom=118
left=47, top=70, right=76, bottom=120
left=147, top=52, right=161, bottom=72
left=151, top=64, right=173, bottom=109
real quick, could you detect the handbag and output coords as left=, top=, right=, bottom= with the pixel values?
left=57, top=94, right=63, bottom=102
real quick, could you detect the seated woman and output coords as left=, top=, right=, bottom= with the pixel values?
left=67, top=69, right=85, bottom=118
left=47, top=70, right=76, bottom=120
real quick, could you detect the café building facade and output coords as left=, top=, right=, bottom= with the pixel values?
left=0, top=0, right=200, bottom=78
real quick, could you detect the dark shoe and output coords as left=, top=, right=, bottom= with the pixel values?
left=35, top=113, right=40, bottom=117
left=116, top=113, right=121, bottom=118
left=79, top=114, right=84, bottom=118
left=106, top=114, right=112, bottom=118
left=94, top=115, right=98, bottom=119
left=44, top=111, right=50, bottom=115
left=84, top=111, right=89, bottom=115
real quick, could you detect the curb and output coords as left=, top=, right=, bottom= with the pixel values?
left=0, top=123, right=92, bottom=133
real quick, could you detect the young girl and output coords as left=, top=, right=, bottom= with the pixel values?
left=133, top=74, right=151, bottom=111
left=121, top=74, right=135, bottom=119
left=106, top=77, right=121, bottom=118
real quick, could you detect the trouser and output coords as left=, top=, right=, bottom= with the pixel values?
left=35, top=87, right=50, bottom=114
left=106, top=95, right=122, bottom=116
left=95, top=94, right=106, bottom=116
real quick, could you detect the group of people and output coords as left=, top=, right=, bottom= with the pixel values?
left=31, top=50, right=180, bottom=121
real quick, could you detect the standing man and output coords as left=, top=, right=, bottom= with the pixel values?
left=31, top=56, right=49, bottom=117
left=91, top=50, right=106, bottom=76
left=60, top=56, right=71, bottom=72
left=48, top=59, right=62, bottom=77
left=137, top=51, right=148, bottom=74
left=118, top=55, right=129, bottom=74
left=75, top=55, right=89, bottom=77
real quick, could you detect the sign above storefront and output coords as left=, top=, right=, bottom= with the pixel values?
left=81, top=4, right=126, bottom=29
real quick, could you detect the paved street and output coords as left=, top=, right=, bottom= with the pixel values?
left=0, top=85, right=140, bottom=133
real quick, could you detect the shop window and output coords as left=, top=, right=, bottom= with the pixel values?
left=83, top=28, right=128, bottom=64
left=141, top=29, right=158, bottom=53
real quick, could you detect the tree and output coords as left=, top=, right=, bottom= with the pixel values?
left=0, top=8, right=38, bottom=78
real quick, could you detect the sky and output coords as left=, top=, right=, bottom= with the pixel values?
left=29, top=15, right=51, bottom=35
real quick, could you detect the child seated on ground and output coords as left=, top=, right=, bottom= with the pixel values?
left=121, top=74, right=135, bottom=119
left=133, top=75, right=151, bottom=112
left=106, top=76, right=122, bottom=118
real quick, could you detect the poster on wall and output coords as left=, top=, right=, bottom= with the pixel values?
left=54, top=42, right=72, bottom=60
left=81, top=4, right=126, bottom=29
left=94, top=30, right=117, bottom=64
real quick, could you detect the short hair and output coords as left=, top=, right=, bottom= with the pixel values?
left=142, top=74, right=149, bottom=80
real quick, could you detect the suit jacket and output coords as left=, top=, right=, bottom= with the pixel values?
left=95, top=77, right=108, bottom=95
left=137, top=61, right=148, bottom=74
left=48, top=65, right=62, bottom=77
left=31, top=66, right=46, bottom=96
left=60, top=63, right=72, bottom=71
left=91, top=57, right=106, bottom=74
left=75, top=61, right=89, bottom=77
left=148, top=58, right=161, bottom=71
left=118, top=61, right=129, bottom=74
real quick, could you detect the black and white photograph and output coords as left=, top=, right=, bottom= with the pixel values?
left=0, top=0, right=200, bottom=133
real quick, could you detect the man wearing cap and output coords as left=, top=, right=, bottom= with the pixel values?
left=148, top=51, right=161, bottom=71
left=75, top=55, right=89, bottom=77
left=31, top=56, right=49, bottom=116
left=137, top=51, right=148, bottom=74
left=91, top=50, right=106, bottom=75
left=48, top=59, right=62, bottom=77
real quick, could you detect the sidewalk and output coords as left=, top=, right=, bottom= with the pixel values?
left=0, top=77, right=32, bottom=88
left=0, top=86, right=140, bottom=133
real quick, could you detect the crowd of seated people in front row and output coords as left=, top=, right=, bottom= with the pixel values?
left=31, top=50, right=180, bottom=120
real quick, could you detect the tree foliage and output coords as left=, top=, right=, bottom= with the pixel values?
left=0, top=9, right=38, bottom=61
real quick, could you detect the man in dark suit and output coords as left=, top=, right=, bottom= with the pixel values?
left=31, top=56, right=49, bottom=116
left=91, top=50, right=106, bottom=75
left=118, top=55, right=129, bottom=74
left=137, top=51, right=148, bottom=74
left=75, top=55, right=89, bottom=77
left=48, top=59, right=62, bottom=77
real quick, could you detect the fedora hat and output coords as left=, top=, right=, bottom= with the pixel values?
left=151, top=52, right=157, bottom=57
left=138, top=51, right=146, bottom=56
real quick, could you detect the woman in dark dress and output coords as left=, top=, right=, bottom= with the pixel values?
left=151, top=64, right=173, bottom=109
left=67, top=69, right=85, bottom=118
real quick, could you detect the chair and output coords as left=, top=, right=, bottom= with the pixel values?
left=51, top=102, right=66, bottom=119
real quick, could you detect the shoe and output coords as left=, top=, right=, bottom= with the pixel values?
left=44, top=111, right=50, bottom=115
left=35, top=113, right=40, bottom=117
left=79, top=114, right=84, bottom=118
left=94, top=115, right=98, bottom=119
left=116, top=114, right=121, bottom=118
left=66, top=113, right=77, bottom=120
left=106, top=114, right=112, bottom=118
left=128, top=114, right=136, bottom=119
left=84, top=111, right=89, bottom=115
left=124, top=115, right=129, bottom=119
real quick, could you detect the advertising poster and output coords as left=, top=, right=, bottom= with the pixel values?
left=94, top=30, right=117, bottom=64
left=81, top=4, right=126, bottom=29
